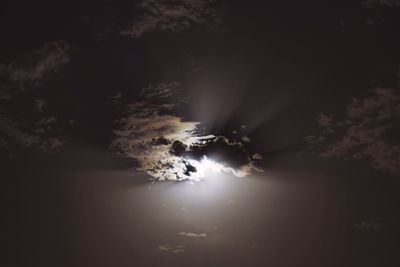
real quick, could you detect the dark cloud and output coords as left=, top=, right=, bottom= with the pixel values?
left=120, top=0, right=223, bottom=38
left=169, top=135, right=261, bottom=177
left=170, top=140, right=188, bottom=157
left=151, top=136, right=171, bottom=146
left=185, top=136, right=253, bottom=170
left=306, top=87, right=400, bottom=175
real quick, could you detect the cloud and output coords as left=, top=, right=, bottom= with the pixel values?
left=111, top=111, right=205, bottom=180
left=306, top=87, right=400, bottom=175
left=362, top=0, right=400, bottom=8
left=3, top=40, right=72, bottom=89
left=362, top=0, right=400, bottom=25
left=36, top=116, right=58, bottom=125
left=0, top=92, right=11, bottom=100
left=111, top=82, right=262, bottom=181
left=178, top=232, right=207, bottom=238
left=354, top=220, right=384, bottom=231
left=112, top=113, right=261, bottom=180
left=120, top=0, right=223, bottom=38
left=34, top=99, right=47, bottom=112
left=241, top=135, right=251, bottom=142
left=252, top=153, right=263, bottom=160
left=182, top=136, right=259, bottom=175
left=0, top=41, right=73, bottom=153
left=156, top=244, right=185, bottom=253
left=0, top=136, right=7, bottom=147
left=140, top=82, right=180, bottom=99
left=317, top=114, right=334, bottom=127
left=0, top=114, right=65, bottom=152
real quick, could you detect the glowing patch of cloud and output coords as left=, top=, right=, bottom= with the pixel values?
left=242, top=135, right=251, bottom=142
left=111, top=82, right=263, bottom=181
left=156, top=244, right=184, bottom=253
left=112, top=112, right=209, bottom=181
left=178, top=232, right=207, bottom=238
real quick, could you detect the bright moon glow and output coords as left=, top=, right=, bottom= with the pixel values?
left=111, top=84, right=262, bottom=181
left=186, top=156, right=248, bottom=181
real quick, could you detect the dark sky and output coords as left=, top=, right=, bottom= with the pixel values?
left=2, top=1, right=400, bottom=266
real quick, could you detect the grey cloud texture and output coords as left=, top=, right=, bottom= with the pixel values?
left=120, top=0, right=223, bottom=38
left=0, top=115, right=64, bottom=151
left=306, top=87, right=400, bottom=175
left=0, top=41, right=72, bottom=153
left=3, top=40, right=72, bottom=89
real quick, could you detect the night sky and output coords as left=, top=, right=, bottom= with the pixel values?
left=2, top=1, right=400, bottom=266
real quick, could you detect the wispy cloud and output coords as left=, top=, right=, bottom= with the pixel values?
left=0, top=114, right=65, bottom=152
left=0, top=41, right=73, bottom=153
left=306, top=87, right=400, bottom=175
left=354, top=220, right=384, bottom=231
left=156, top=244, right=185, bottom=253
left=120, top=0, right=223, bottom=38
left=362, top=0, right=400, bottom=8
left=3, top=40, right=72, bottom=89
left=178, top=231, right=207, bottom=238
